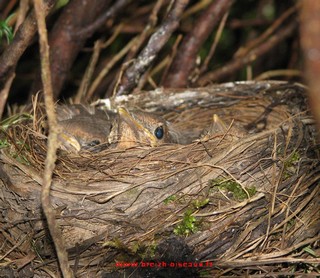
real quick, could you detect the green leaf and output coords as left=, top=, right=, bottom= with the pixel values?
left=0, top=13, right=14, bottom=44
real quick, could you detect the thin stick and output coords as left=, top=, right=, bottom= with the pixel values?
left=33, top=0, right=74, bottom=277
left=75, top=39, right=102, bottom=103
left=200, top=10, right=229, bottom=74
left=0, top=72, right=15, bottom=119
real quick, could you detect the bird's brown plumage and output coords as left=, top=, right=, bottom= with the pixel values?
left=56, top=105, right=176, bottom=152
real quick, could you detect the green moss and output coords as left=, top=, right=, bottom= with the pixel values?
left=163, top=195, right=177, bottom=204
left=0, top=113, right=32, bottom=165
left=287, top=219, right=295, bottom=230
left=13, top=153, right=30, bottom=165
left=192, top=198, right=209, bottom=210
left=0, top=112, right=32, bottom=163
left=283, top=151, right=300, bottom=179
left=200, top=270, right=212, bottom=277
left=102, top=238, right=157, bottom=260
left=130, top=241, right=157, bottom=259
left=286, top=151, right=300, bottom=165
left=210, top=178, right=256, bottom=201
left=169, top=196, right=208, bottom=236
left=9, top=140, right=31, bottom=165
left=0, top=138, right=9, bottom=149
left=174, top=209, right=199, bottom=236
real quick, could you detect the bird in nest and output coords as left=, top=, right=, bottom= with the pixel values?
left=200, top=113, right=244, bottom=143
left=55, top=104, right=180, bottom=152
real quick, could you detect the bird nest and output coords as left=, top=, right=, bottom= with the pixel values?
left=0, top=81, right=319, bottom=277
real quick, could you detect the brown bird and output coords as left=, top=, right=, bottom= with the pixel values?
left=201, top=114, right=228, bottom=140
left=56, top=105, right=176, bottom=152
left=200, top=114, right=244, bottom=141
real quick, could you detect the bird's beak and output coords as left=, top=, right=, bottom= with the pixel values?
left=211, top=114, right=227, bottom=133
left=58, top=132, right=82, bottom=152
left=118, top=107, right=157, bottom=146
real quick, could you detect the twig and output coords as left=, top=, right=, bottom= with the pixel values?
left=0, top=72, right=15, bottom=119
left=103, top=0, right=165, bottom=96
left=234, top=4, right=299, bottom=58
left=182, top=0, right=212, bottom=18
left=126, top=0, right=164, bottom=61
left=75, top=39, right=102, bottom=103
left=159, top=34, right=183, bottom=85
left=88, top=36, right=138, bottom=99
left=198, top=19, right=298, bottom=85
left=14, top=0, right=30, bottom=33
left=200, top=10, right=229, bottom=74
left=33, top=0, right=74, bottom=277
left=163, top=0, right=233, bottom=87
left=3, top=0, right=17, bottom=18
left=255, top=69, right=302, bottom=80
left=115, top=0, right=190, bottom=96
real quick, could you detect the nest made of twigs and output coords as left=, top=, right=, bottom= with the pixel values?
left=0, top=81, right=319, bottom=277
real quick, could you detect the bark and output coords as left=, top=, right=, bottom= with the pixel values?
left=31, top=0, right=111, bottom=99
left=300, top=0, right=320, bottom=133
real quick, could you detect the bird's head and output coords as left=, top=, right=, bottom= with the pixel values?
left=116, top=107, right=174, bottom=148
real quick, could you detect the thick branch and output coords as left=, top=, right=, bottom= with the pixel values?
left=0, top=0, right=56, bottom=89
left=32, top=0, right=110, bottom=99
left=72, top=0, right=131, bottom=39
left=300, top=0, right=320, bottom=133
left=163, top=0, right=234, bottom=87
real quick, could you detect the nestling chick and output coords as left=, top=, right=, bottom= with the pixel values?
left=55, top=105, right=177, bottom=152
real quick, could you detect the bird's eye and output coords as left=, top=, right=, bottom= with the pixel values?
left=154, top=126, right=164, bottom=139
left=88, top=140, right=101, bottom=147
